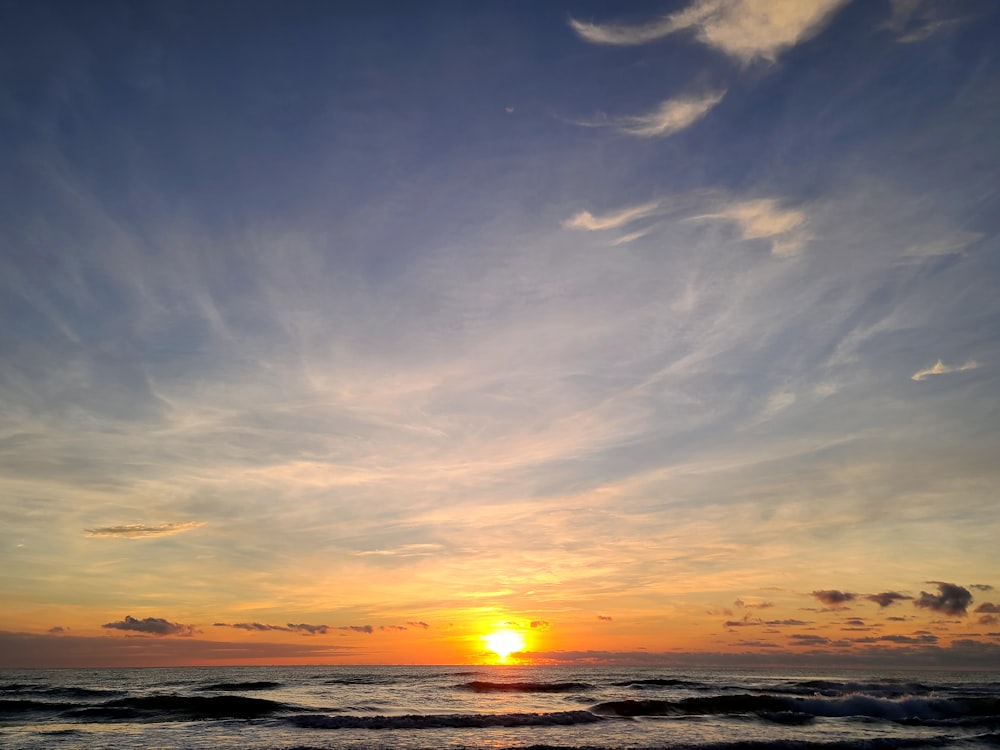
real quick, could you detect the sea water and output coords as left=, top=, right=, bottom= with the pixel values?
left=1, top=664, right=998, bottom=749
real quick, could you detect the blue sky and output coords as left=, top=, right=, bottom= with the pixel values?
left=2, top=0, right=1000, bottom=667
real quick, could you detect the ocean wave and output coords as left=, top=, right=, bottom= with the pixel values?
left=0, top=685, right=122, bottom=699
left=458, top=680, right=593, bottom=693
left=288, top=710, right=604, bottom=729
left=58, top=694, right=292, bottom=720
left=612, top=678, right=706, bottom=689
left=591, top=693, right=1000, bottom=726
left=0, top=699, right=76, bottom=714
left=197, top=681, right=282, bottom=691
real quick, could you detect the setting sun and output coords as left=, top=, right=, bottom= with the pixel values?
left=483, top=630, right=526, bottom=661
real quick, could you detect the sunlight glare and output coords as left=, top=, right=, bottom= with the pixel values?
left=483, top=629, right=525, bottom=661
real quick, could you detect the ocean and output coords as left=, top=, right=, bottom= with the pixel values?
left=1, top=664, right=998, bottom=750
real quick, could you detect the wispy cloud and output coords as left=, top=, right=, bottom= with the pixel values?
left=885, top=0, right=971, bottom=43
left=901, top=231, right=982, bottom=260
left=616, top=90, right=726, bottom=137
left=569, top=0, right=848, bottom=62
left=356, top=544, right=443, bottom=557
left=563, top=200, right=661, bottom=232
left=911, top=359, right=981, bottom=381
left=688, top=198, right=809, bottom=256
left=85, top=522, right=205, bottom=539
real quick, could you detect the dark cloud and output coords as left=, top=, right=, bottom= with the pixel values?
left=812, top=590, right=856, bottom=606
left=214, top=622, right=291, bottom=632
left=726, top=617, right=807, bottom=628
left=971, top=584, right=994, bottom=592
left=980, top=615, right=999, bottom=626
left=212, top=621, right=330, bottom=635
left=975, top=603, right=1000, bottom=613
left=380, top=625, right=407, bottom=632
left=914, top=582, right=973, bottom=616
left=880, top=633, right=938, bottom=644
left=338, top=625, right=373, bottom=634
left=887, top=616, right=909, bottom=621
left=843, top=618, right=867, bottom=626
left=531, top=620, right=551, bottom=628
left=48, top=626, right=65, bottom=634
left=789, top=634, right=831, bottom=646
left=596, top=615, right=613, bottom=622
left=406, top=621, right=430, bottom=629
left=102, top=615, right=196, bottom=637
left=734, top=599, right=774, bottom=609
left=288, top=623, right=329, bottom=635
left=865, top=591, right=913, bottom=608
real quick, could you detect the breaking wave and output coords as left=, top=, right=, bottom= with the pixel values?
left=458, top=680, right=593, bottom=693
left=289, top=709, right=603, bottom=729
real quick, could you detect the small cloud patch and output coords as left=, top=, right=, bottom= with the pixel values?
left=103, top=615, right=196, bottom=637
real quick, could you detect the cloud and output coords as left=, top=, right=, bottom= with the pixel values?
left=288, top=623, right=329, bottom=635
left=213, top=621, right=331, bottom=635
left=879, top=633, right=938, bottom=644
left=338, top=625, right=373, bottom=634
left=688, top=198, right=809, bottom=256
left=911, top=359, right=981, bottom=381
left=812, top=590, right=856, bottom=606
left=914, top=582, right=973, bottom=616
left=407, top=621, right=430, bottom=629
left=356, top=544, right=443, bottom=557
left=532, top=620, right=552, bottom=628
left=102, top=615, right=196, bottom=637
left=884, top=0, right=970, bottom=43
left=563, top=201, right=661, bottom=232
left=865, top=591, right=913, bottom=608
left=48, top=626, right=65, bottom=634
left=214, top=622, right=291, bottom=632
left=975, top=603, right=1000, bottom=614
left=789, top=633, right=831, bottom=646
left=596, top=615, right=613, bottom=622
left=980, top=615, right=999, bottom=626
left=735, top=598, right=774, bottom=609
left=971, top=585, right=995, bottom=592
left=616, top=91, right=726, bottom=138
left=611, top=228, right=655, bottom=246
left=901, top=230, right=982, bottom=260
left=85, top=522, right=204, bottom=539
left=726, top=617, right=808, bottom=627
left=569, top=0, right=848, bottom=62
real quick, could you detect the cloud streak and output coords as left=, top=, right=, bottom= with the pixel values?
left=615, top=91, right=726, bottom=138
left=563, top=200, right=661, bottom=232
left=86, top=522, right=205, bottom=539
left=911, top=360, right=981, bottom=381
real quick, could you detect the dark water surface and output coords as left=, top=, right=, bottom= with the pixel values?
left=1, top=665, right=998, bottom=749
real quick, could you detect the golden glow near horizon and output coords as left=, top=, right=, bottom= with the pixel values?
left=482, top=629, right=527, bottom=662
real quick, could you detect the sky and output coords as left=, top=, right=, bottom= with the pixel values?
left=1, top=0, right=999, bottom=669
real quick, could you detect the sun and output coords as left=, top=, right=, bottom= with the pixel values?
left=483, top=629, right=526, bottom=661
